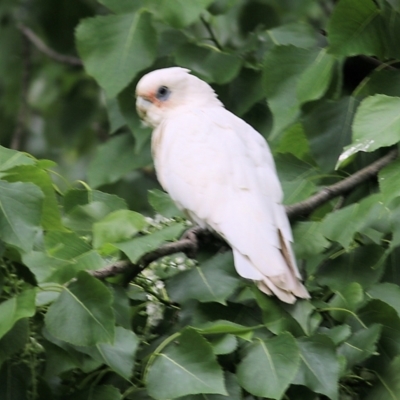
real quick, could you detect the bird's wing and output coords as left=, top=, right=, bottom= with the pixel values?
left=153, top=106, right=308, bottom=303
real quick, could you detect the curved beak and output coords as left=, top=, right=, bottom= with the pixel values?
left=136, top=96, right=152, bottom=120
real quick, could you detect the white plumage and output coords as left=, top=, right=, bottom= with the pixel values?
left=136, top=67, right=309, bottom=303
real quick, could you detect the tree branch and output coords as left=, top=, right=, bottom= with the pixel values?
left=18, top=24, right=83, bottom=67
left=91, top=149, right=398, bottom=280
left=285, top=149, right=398, bottom=218
left=90, top=227, right=202, bottom=280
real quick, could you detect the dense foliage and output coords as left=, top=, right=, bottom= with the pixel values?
left=1, top=0, right=400, bottom=399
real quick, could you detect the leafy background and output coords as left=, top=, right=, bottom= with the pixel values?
left=1, top=0, right=400, bottom=399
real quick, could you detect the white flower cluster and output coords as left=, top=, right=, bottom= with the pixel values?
left=143, top=214, right=192, bottom=233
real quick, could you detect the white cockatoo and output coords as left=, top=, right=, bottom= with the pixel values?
left=136, top=67, right=309, bottom=303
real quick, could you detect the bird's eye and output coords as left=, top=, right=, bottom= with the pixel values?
left=156, top=86, right=170, bottom=101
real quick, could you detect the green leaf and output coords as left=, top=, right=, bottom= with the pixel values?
left=329, top=283, right=364, bottom=322
left=318, top=245, right=385, bottom=291
left=379, top=158, right=400, bottom=204
left=0, top=180, right=43, bottom=251
left=359, top=300, right=400, bottom=357
left=0, top=145, right=35, bottom=172
left=297, top=49, right=336, bottom=104
left=115, top=222, right=186, bottom=263
left=367, top=283, right=400, bottom=318
left=339, top=95, right=400, bottom=163
left=266, top=22, right=318, bottom=48
left=275, top=123, right=311, bottom=161
left=208, top=334, right=237, bottom=355
left=146, top=328, right=227, bottom=399
left=320, top=325, right=352, bottom=345
left=193, top=320, right=255, bottom=340
left=146, top=0, right=214, bottom=29
left=293, top=221, right=330, bottom=258
left=76, top=11, right=157, bottom=97
left=237, top=333, right=300, bottom=399
left=45, top=271, right=115, bottom=346
left=275, top=154, right=319, bottom=204
left=339, top=324, right=381, bottom=370
left=366, top=356, right=400, bottom=400
left=80, top=327, right=138, bottom=380
left=4, top=165, right=64, bottom=231
left=293, top=335, right=339, bottom=400
left=87, top=133, right=152, bottom=188
left=175, top=43, right=242, bottom=84
left=0, top=290, right=36, bottom=339
left=23, top=232, right=107, bottom=284
left=263, top=46, right=319, bottom=139
left=148, top=189, right=183, bottom=218
left=254, top=289, right=303, bottom=336
left=327, top=0, right=386, bottom=58
left=93, top=210, right=146, bottom=249
left=302, top=96, right=355, bottom=172
left=167, top=252, right=240, bottom=305
left=64, top=189, right=127, bottom=214
left=178, top=372, right=241, bottom=400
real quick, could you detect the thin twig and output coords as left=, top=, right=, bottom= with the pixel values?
left=18, top=24, right=83, bottom=67
left=200, top=16, right=223, bottom=51
left=91, top=149, right=398, bottom=280
left=11, top=33, right=31, bottom=150
left=90, top=228, right=202, bottom=280
left=285, top=149, right=398, bottom=218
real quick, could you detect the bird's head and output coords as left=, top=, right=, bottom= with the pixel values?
left=135, top=67, right=222, bottom=128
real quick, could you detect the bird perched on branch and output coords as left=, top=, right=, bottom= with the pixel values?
left=136, top=67, right=309, bottom=303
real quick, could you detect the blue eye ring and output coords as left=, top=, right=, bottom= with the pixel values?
left=156, top=86, right=170, bottom=101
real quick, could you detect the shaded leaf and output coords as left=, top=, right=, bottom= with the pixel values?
left=293, top=221, right=330, bottom=258
left=293, top=335, right=339, bottom=400
left=327, top=0, right=386, bottom=58
left=329, top=283, right=364, bottom=322
left=146, top=0, right=214, bottom=28
left=76, top=11, right=157, bottom=97
left=0, top=181, right=43, bottom=251
left=263, top=46, right=319, bottom=139
left=366, top=356, right=400, bottom=400
left=237, top=333, right=300, bottom=399
left=318, top=245, right=385, bottom=291
left=88, top=133, right=152, bottom=188
left=167, top=252, right=240, bottom=305
left=175, top=43, right=242, bottom=84
left=266, top=22, right=318, bottom=48
left=45, top=271, right=115, bottom=346
left=146, top=328, right=226, bottom=399
left=379, top=159, right=400, bottom=204
left=359, top=300, right=400, bottom=357
left=80, top=327, right=138, bottom=380
left=0, top=290, right=36, bottom=339
left=303, top=96, right=355, bottom=172
left=148, top=189, right=183, bottom=218
left=0, top=319, right=28, bottom=367
left=367, top=283, right=400, bottom=318
left=339, top=324, right=381, bottom=370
